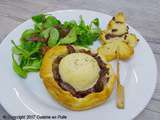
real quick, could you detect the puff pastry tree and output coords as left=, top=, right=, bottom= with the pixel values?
left=98, top=12, right=139, bottom=62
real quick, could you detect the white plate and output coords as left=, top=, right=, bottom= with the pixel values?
left=0, top=9, right=157, bottom=120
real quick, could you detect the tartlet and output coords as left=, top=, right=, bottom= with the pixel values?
left=40, top=45, right=115, bottom=110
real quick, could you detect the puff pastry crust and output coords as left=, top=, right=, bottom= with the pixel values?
left=40, top=45, right=115, bottom=111
left=98, top=12, right=138, bottom=62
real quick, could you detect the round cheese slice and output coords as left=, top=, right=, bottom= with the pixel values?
left=59, top=53, right=100, bottom=91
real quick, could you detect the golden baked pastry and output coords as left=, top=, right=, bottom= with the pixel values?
left=100, top=12, right=128, bottom=44
left=98, top=12, right=139, bottom=62
left=98, top=38, right=134, bottom=61
left=40, top=45, right=115, bottom=111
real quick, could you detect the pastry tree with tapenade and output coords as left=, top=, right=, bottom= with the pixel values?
left=98, top=12, right=139, bottom=61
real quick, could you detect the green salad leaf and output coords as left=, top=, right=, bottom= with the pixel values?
left=11, top=40, right=30, bottom=57
left=91, top=18, right=100, bottom=27
left=62, top=20, right=77, bottom=29
left=40, top=27, right=51, bottom=39
left=12, top=54, right=27, bottom=78
left=43, top=16, right=60, bottom=29
left=58, top=27, right=77, bottom=45
left=74, top=16, right=101, bottom=46
left=23, top=59, right=41, bottom=72
left=11, top=39, right=43, bottom=77
left=48, top=28, right=59, bottom=47
left=32, top=14, right=46, bottom=23
left=21, top=29, right=35, bottom=41
left=34, top=23, right=43, bottom=33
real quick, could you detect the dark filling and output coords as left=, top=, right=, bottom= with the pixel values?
left=105, top=31, right=129, bottom=40
left=112, top=17, right=124, bottom=24
left=52, top=45, right=109, bottom=98
left=105, top=17, right=129, bottom=40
